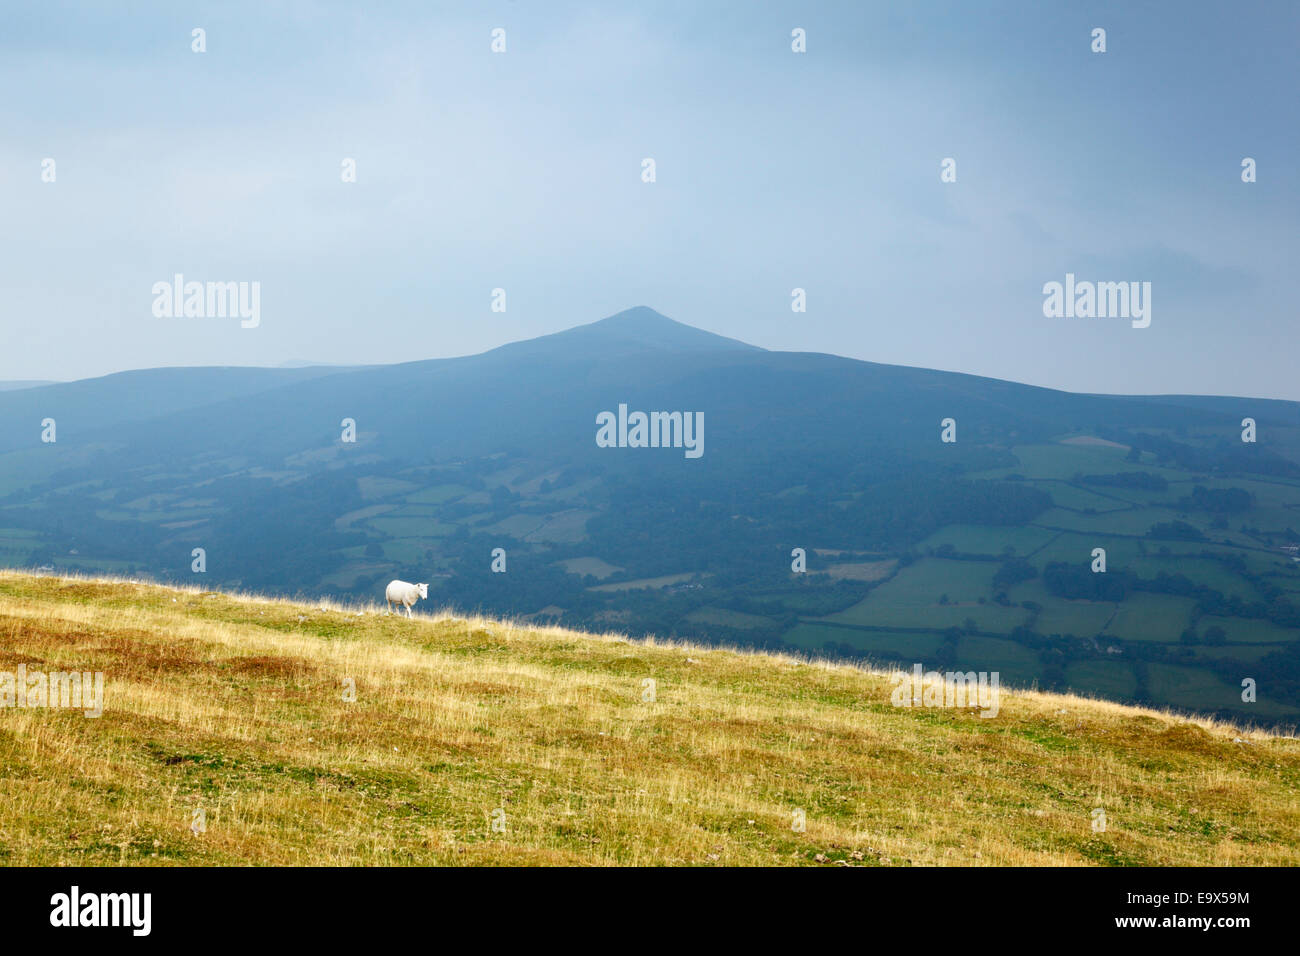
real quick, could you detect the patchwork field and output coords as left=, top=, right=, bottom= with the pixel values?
left=6, top=410, right=1300, bottom=731
left=773, top=441, right=1300, bottom=725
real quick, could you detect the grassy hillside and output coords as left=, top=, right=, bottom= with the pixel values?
left=0, top=570, right=1298, bottom=866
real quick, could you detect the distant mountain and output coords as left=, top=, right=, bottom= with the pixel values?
left=0, top=380, right=58, bottom=392
left=2, top=307, right=1299, bottom=725
left=275, top=360, right=364, bottom=369
left=482, top=306, right=762, bottom=361
left=0, top=364, right=355, bottom=455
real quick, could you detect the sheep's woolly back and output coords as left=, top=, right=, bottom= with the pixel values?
left=385, top=580, right=421, bottom=604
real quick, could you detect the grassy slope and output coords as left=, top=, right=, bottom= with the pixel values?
left=0, top=571, right=1297, bottom=866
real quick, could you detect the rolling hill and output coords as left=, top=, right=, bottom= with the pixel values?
left=1, top=570, right=1297, bottom=866
left=2, top=308, right=1300, bottom=725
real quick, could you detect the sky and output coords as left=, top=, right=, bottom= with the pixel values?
left=2, top=0, right=1297, bottom=397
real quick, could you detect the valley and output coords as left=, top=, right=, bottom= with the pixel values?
left=2, top=309, right=1299, bottom=727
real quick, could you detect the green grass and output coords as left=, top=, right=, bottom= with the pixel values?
left=357, top=477, right=421, bottom=500
left=590, top=574, right=695, bottom=593
left=1124, top=557, right=1262, bottom=601
left=367, top=517, right=457, bottom=538
left=556, top=557, right=624, bottom=580
left=1008, top=579, right=1117, bottom=637
left=404, top=484, right=470, bottom=505
left=953, top=636, right=1042, bottom=685
left=1041, top=483, right=1135, bottom=513
left=1102, top=594, right=1197, bottom=643
left=1262, top=571, right=1300, bottom=594
left=380, top=539, right=433, bottom=563
left=781, top=623, right=948, bottom=659
left=1065, top=660, right=1139, bottom=700
left=1036, top=507, right=1208, bottom=536
left=820, top=559, right=1030, bottom=632
left=1196, top=616, right=1300, bottom=645
left=1004, top=443, right=1163, bottom=480
left=1182, top=644, right=1277, bottom=663
left=841, top=558, right=996, bottom=605
left=1027, top=533, right=1146, bottom=568
left=919, top=524, right=1059, bottom=556
left=481, top=511, right=594, bottom=543
left=684, top=606, right=778, bottom=630
left=1145, top=664, right=1249, bottom=714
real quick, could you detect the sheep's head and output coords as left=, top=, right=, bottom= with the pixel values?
left=417, top=583, right=428, bottom=599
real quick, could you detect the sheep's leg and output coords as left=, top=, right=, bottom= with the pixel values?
left=405, top=602, right=413, bottom=619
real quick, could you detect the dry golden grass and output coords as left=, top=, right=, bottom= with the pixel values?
left=0, top=570, right=1297, bottom=866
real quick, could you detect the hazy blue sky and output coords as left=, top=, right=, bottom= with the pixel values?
left=2, top=1, right=1296, bottom=397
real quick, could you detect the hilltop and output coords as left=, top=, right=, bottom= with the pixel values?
left=1, top=570, right=1297, bottom=866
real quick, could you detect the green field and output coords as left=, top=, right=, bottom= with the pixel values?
left=1102, top=594, right=1197, bottom=643
left=1041, top=482, right=1134, bottom=513
left=920, top=524, right=1058, bottom=556
left=685, top=606, right=779, bottom=630
left=1007, top=579, right=1117, bottom=637
left=1065, top=660, right=1139, bottom=701
left=1196, top=615, right=1300, bottom=644
left=953, top=635, right=1041, bottom=685
left=405, top=483, right=470, bottom=504
left=367, top=517, right=457, bottom=538
left=1124, top=557, right=1262, bottom=601
left=781, top=622, right=949, bottom=660
left=1035, top=507, right=1207, bottom=537
left=556, top=557, right=624, bottom=580
left=1183, top=644, right=1276, bottom=663
left=1004, top=443, right=1170, bottom=479
left=821, top=559, right=1031, bottom=632
left=1146, top=664, right=1249, bottom=715
left=1026, top=533, right=1146, bottom=568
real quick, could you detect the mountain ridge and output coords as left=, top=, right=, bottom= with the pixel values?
left=7, top=307, right=1298, bottom=412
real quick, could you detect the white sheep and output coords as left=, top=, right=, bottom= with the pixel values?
left=385, top=580, right=428, bottom=618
